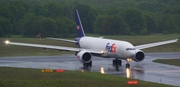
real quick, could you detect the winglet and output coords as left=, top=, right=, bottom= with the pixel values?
left=75, top=9, right=85, bottom=37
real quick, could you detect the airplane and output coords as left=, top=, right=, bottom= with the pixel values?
left=4, top=9, right=178, bottom=70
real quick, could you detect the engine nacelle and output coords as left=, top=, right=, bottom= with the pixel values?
left=132, top=49, right=145, bottom=62
left=77, top=51, right=92, bottom=63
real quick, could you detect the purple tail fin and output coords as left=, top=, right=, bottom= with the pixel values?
left=75, top=9, right=85, bottom=37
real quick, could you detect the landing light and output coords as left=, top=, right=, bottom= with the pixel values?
left=5, top=40, right=9, bottom=44
left=127, top=58, right=132, bottom=62
left=100, top=51, right=104, bottom=54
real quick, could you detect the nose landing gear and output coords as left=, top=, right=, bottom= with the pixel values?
left=126, top=58, right=132, bottom=69
left=126, top=63, right=130, bottom=68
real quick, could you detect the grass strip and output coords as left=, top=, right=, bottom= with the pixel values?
left=153, top=59, right=180, bottom=66
left=0, top=67, right=175, bottom=87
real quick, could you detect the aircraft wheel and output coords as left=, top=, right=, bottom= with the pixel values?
left=115, top=64, right=119, bottom=71
left=83, top=61, right=92, bottom=69
left=126, top=64, right=130, bottom=69
left=112, top=59, right=122, bottom=66
left=88, top=61, right=92, bottom=67
left=113, top=60, right=115, bottom=66
left=118, top=60, right=122, bottom=66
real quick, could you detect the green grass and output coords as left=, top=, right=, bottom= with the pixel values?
left=0, top=34, right=180, bottom=57
left=0, top=67, right=175, bottom=87
left=153, top=59, right=180, bottom=66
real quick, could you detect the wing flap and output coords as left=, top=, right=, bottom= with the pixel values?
left=135, top=39, right=178, bottom=50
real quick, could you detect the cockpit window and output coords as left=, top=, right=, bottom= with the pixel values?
left=126, top=48, right=135, bottom=50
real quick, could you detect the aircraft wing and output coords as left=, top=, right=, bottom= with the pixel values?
left=46, top=37, right=76, bottom=43
left=4, top=41, right=102, bottom=54
left=135, top=39, right=178, bottom=50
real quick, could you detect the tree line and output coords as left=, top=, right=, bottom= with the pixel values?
left=0, top=0, right=179, bottom=37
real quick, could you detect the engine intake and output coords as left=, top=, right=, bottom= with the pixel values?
left=133, top=50, right=145, bottom=62
left=77, top=51, right=92, bottom=63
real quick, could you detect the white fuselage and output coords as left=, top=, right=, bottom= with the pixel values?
left=79, top=37, right=136, bottom=59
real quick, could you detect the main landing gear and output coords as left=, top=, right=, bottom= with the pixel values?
left=113, top=58, right=122, bottom=71
left=83, top=61, right=92, bottom=70
left=126, top=58, right=131, bottom=69
left=112, top=58, right=131, bottom=70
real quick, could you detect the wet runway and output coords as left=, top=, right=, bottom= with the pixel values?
left=0, top=52, right=180, bottom=86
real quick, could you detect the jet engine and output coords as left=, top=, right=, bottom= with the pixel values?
left=132, top=49, right=145, bottom=62
left=77, top=51, right=92, bottom=63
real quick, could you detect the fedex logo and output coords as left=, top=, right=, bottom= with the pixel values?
left=105, top=43, right=116, bottom=52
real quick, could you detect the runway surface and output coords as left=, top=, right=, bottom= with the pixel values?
left=0, top=52, right=180, bottom=86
